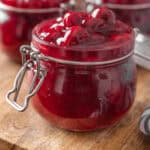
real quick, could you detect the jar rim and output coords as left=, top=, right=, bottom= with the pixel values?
left=31, top=44, right=134, bottom=66
left=0, top=2, right=64, bottom=13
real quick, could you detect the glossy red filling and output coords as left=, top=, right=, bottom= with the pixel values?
left=33, top=8, right=134, bottom=62
left=0, top=0, right=69, bottom=62
left=31, top=8, right=136, bottom=131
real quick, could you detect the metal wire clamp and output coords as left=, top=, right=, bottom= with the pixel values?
left=6, top=45, right=47, bottom=112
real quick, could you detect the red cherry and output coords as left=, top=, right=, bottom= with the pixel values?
left=87, top=7, right=116, bottom=34
left=91, top=7, right=116, bottom=25
left=37, top=19, right=58, bottom=35
left=85, top=18, right=105, bottom=33
left=50, top=22, right=65, bottom=32
left=61, top=26, right=90, bottom=46
left=39, top=23, right=64, bottom=43
left=43, top=31, right=62, bottom=43
left=63, top=12, right=83, bottom=27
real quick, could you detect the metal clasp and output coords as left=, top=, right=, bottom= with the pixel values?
left=6, top=45, right=47, bottom=112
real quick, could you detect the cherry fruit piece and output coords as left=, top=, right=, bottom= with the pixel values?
left=91, top=7, right=116, bottom=25
left=85, top=18, right=105, bottom=33
left=61, top=26, right=90, bottom=46
left=85, top=7, right=116, bottom=34
left=63, top=12, right=84, bottom=27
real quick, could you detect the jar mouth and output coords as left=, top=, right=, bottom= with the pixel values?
left=32, top=20, right=135, bottom=52
left=31, top=44, right=134, bottom=66
left=32, top=32, right=133, bottom=52
left=32, top=19, right=135, bottom=63
left=0, top=2, right=64, bottom=13
left=102, top=3, right=150, bottom=10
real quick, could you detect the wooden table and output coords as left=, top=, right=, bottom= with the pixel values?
left=0, top=52, right=150, bottom=150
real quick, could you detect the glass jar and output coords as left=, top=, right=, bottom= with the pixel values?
left=6, top=20, right=137, bottom=132
left=0, top=0, right=73, bottom=62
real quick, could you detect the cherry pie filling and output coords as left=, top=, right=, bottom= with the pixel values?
left=31, top=8, right=136, bottom=131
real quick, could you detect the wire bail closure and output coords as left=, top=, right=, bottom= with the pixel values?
left=6, top=45, right=47, bottom=112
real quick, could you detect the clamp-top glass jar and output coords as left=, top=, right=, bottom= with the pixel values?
left=0, top=0, right=74, bottom=62
left=6, top=8, right=137, bottom=131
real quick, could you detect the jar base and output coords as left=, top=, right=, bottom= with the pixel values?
left=32, top=97, right=133, bottom=132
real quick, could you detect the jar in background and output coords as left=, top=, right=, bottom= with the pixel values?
left=0, top=0, right=73, bottom=62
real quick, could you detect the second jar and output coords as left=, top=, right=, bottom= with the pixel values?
left=0, top=0, right=73, bottom=62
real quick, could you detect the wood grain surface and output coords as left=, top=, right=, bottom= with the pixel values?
left=0, top=52, right=150, bottom=150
